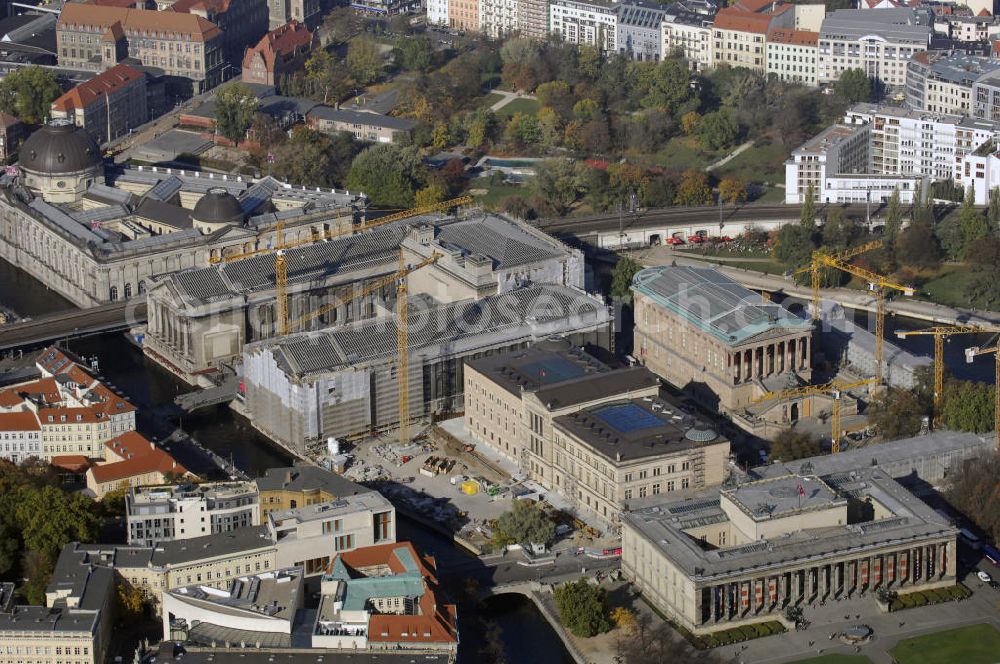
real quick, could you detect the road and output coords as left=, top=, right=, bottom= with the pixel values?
left=0, top=298, right=147, bottom=351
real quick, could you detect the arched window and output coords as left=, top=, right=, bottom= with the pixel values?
left=138, top=281, right=147, bottom=294
left=124, top=283, right=132, bottom=298
left=110, top=286, right=119, bottom=301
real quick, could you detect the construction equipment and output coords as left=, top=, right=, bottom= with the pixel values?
left=895, top=325, right=1000, bottom=423
left=795, top=240, right=884, bottom=322
left=287, top=252, right=441, bottom=331
left=753, top=377, right=876, bottom=453
left=210, top=197, right=472, bottom=335
left=965, top=342, right=1000, bottom=450
left=794, top=240, right=913, bottom=384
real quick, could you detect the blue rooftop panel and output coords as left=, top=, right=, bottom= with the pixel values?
left=520, top=356, right=588, bottom=385
left=593, top=403, right=664, bottom=433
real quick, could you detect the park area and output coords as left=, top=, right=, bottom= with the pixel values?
left=787, top=623, right=1000, bottom=664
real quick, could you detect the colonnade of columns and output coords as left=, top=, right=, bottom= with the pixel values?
left=698, top=541, right=951, bottom=625
left=730, top=336, right=811, bottom=384
left=149, top=302, right=191, bottom=360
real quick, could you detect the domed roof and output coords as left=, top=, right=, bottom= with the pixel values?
left=192, top=188, right=244, bottom=226
left=20, top=120, right=101, bottom=175
left=685, top=426, right=718, bottom=443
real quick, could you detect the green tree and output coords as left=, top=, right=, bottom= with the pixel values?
left=774, top=224, right=815, bottom=268
left=884, top=188, right=903, bottom=243
left=213, top=83, right=259, bottom=144
left=347, top=37, right=383, bottom=85
left=835, top=68, right=871, bottom=103
left=414, top=181, right=446, bottom=207
left=553, top=579, right=611, bottom=638
left=964, top=236, right=1000, bottom=308
left=20, top=549, right=53, bottom=605
left=674, top=170, right=712, bottom=206
left=305, top=49, right=349, bottom=104
left=116, top=582, right=147, bottom=620
left=395, top=36, right=434, bottom=72
left=697, top=109, right=739, bottom=151
left=801, top=182, right=816, bottom=229
left=989, top=187, right=1000, bottom=232
left=531, top=159, right=586, bottom=216
left=271, top=127, right=338, bottom=187
left=941, top=380, right=994, bottom=433
left=640, top=57, right=694, bottom=111
left=0, top=66, right=61, bottom=125
left=611, top=256, right=642, bottom=306
left=868, top=388, right=927, bottom=441
left=821, top=208, right=858, bottom=251
left=503, top=112, right=542, bottom=149
left=15, top=485, right=100, bottom=557
left=769, top=429, right=821, bottom=461
left=346, top=143, right=424, bottom=208
left=946, top=451, right=1000, bottom=545
left=492, top=499, right=556, bottom=547
left=896, top=219, right=941, bottom=270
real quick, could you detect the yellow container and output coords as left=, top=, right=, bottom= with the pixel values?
left=460, top=480, right=479, bottom=495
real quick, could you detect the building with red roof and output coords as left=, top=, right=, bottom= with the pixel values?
left=169, top=0, right=269, bottom=64
left=314, top=541, right=458, bottom=654
left=242, top=20, right=313, bottom=87
left=86, top=431, right=190, bottom=498
left=50, top=63, right=148, bottom=145
left=0, top=346, right=139, bottom=463
left=712, top=3, right=794, bottom=72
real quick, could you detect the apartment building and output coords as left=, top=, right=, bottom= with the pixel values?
left=255, top=463, right=373, bottom=524
left=711, top=5, right=793, bottom=73
left=480, top=0, right=519, bottom=38
left=55, top=3, right=224, bottom=93
left=267, top=0, right=320, bottom=30
left=126, top=482, right=260, bottom=546
left=427, top=0, right=449, bottom=26
left=169, top=0, right=268, bottom=64
left=85, top=431, right=191, bottom=498
left=268, top=492, right=396, bottom=575
left=518, top=0, right=550, bottom=40
left=449, top=0, right=480, bottom=31
left=49, top=63, right=148, bottom=144
left=847, top=102, right=1000, bottom=182
left=0, top=412, right=41, bottom=463
left=972, top=69, right=1000, bottom=124
left=662, top=7, right=713, bottom=71
left=906, top=52, right=1000, bottom=117
left=0, top=347, right=137, bottom=460
left=550, top=0, right=618, bottom=52
left=617, top=3, right=667, bottom=61
left=464, top=339, right=731, bottom=526
left=0, top=555, right=115, bottom=664
left=306, top=106, right=416, bottom=143
left=242, top=20, right=313, bottom=87
left=766, top=28, right=818, bottom=86
left=817, top=9, right=932, bottom=88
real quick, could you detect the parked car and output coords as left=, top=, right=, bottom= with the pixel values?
left=666, top=237, right=685, bottom=245
left=977, top=570, right=992, bottom=583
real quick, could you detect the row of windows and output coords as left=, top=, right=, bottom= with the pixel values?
left=623, top=479, right=688, bottom=500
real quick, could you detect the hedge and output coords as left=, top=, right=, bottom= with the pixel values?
left=888, top=584, right=971, bottom=612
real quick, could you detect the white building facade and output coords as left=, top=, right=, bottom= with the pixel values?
left=427, top=0, right=449, bottom=26
left=766, top=28, right=819, bottom=86
left=662, top=9, right=713, bottom=71
left=817, top=8, right=932, bottom=88
left=480, top=0, right=519, bottom=37
left=550, top=0, right=618, bottom=51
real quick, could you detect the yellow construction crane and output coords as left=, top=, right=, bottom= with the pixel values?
left=753, top=377, right=876, bottom=453
left=965, top=342, right=1000, bottom=449
left=794, top=240, right=912, bottom=384
left=210, top=196, right=472, bottom=335
left=895, top=325, right=1000, bottom=423
left=287, top=252, right=441, bottom=331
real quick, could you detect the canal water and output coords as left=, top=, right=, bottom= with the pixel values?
left=0, top=257, right=576, bottom=663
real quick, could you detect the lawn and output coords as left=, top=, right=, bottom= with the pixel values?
left=478, top=92, right=505, bottom=109
left=494, top=97, right=541, bottom=119
left=889, top=624, right=1000, bottom=664
left=469, top=182, right=525, bottom=210
left=912, top=265, right=972, bottom=308
left=714, top=140, right=790, bottom=185
left=787, top=655, right=874, bottom=664
left=645, top=136, right=721, bottom=172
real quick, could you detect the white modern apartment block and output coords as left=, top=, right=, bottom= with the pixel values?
left=818, top=8, right=932, bottom=88
left=126, top=482, right=261, bottom=546
left=846, top=103, right=1000, bottom=183
left=662, top=7, right=713, bottom=71
left=766, top=28, right=819, bottom=86
left=427, top=0, right=449, bottom=26
left=0, top=413, right=42, bottom=463
left=550, top=0, right=618, bottom=51
left=480, top=0, right=519, bottom=38
left=785, top=123, right=870, bottom=204
left=957, top=140, right=1000, bottom=205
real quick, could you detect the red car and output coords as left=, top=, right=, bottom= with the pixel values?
left=666, top=237, right=685, bottom=245
left=688, top=235, right=706, bottom=244
left=717, top=235, right=734, bottom=242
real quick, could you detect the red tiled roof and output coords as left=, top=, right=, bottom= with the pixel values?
left=51, top=64, right=145, bottom=113
left=51, top=455, right=92, bottom=472
left=714, top=7, right=774, bottom=34
left=0, top=411, right=40, bottom=431
left=88, top=432, right=187, bottom=483
left=0, top=377, right=62, bottom=406
left=57, top=3, right=222, bottom=42
left=979, top=8, right=992, bottom=16
left=242, top=20, right=312, bottom=73
left=767, top=28, right=819, bottom=47
left=732, top=0, right=777, bottom=13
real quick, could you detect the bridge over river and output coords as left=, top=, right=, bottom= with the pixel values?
left=0, top=297, right=147, bottom=352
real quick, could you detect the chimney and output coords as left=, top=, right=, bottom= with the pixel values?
left=284, top=470, right=293, bottom=486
